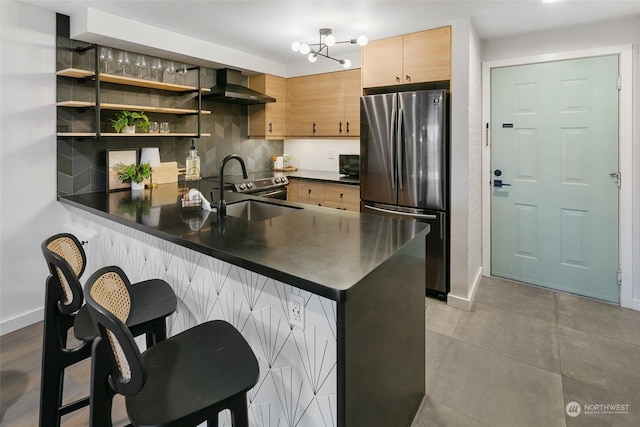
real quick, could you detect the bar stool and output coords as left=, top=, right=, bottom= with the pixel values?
left=39, top=233, right=178, bottom=427
left=84, top=265, right=259, bottom=427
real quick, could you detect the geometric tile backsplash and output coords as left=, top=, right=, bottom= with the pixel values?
left=65, top=205, right=337, bottom=427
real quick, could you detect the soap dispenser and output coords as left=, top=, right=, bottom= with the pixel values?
left=186, top=140, right=200, bottom=181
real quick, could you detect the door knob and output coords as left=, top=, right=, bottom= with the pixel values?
left=494, top=179, right=511, bottom=188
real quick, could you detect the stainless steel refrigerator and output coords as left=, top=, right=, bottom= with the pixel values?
left=360, top=89, right=449, bottom=298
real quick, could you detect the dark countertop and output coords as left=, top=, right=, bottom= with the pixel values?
left=284, top=169, right=360, bottom=185
left=59, top=182, right=428, bottom=302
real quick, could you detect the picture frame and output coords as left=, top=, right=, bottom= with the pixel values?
left=107, top=149, right=138, bottom=191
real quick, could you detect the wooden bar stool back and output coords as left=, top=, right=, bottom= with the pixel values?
left=85, top=266, right=260, bottom=427
left=39, top=233, right=177, bottom=427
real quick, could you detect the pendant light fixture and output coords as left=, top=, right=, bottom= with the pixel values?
left=291, top=28, right=368, bottom=69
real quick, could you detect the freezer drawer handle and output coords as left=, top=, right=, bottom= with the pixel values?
left=365, top=205, right=437, bottom=220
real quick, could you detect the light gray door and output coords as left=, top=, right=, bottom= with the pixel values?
left=491, top=55, right=619, bottom=302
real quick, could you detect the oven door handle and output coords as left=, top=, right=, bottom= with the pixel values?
left=254, top=189, right=287, bottom=198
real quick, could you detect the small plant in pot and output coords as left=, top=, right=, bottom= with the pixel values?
left=112, top=162, right=152, bottom=190
left=110, top=110, right=150, bottom=133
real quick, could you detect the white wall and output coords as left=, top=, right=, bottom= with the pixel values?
left=0, top=1, right=70, bottom=334
left=482, top=17, right=640, bottom=309
left=284, top=139, right=360, bottom=172
left=448, top=18, right=483, bottom=310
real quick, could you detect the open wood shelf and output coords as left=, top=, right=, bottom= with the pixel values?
left=100, top=103, right=211, bottom=115
left=56, top=101, right=210, bottom=115
left=56, top=68, right=210, bottom=93
left=57, top=132, right=211, bottom=138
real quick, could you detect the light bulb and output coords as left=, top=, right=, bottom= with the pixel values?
left=325, top=34, right=335, bottom=47
left=357, top=35, right=368, bottom=46
left=308, top=53, right=318, bottom=63
left=342, top=59, right=352, bottom=69
left=299, top=43, right=310, bottom=55
left=291, top=41, right=301, bottom=52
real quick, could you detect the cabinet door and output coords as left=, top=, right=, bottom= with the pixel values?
left=324, top=183, right=360, bottom=211
left=315, top=72, right=345, bottom=137
left=297, top=181, right=325, bottom=205
left=361, top=36, right=403, bottom=88
left=403, top=26, right=451, bottom=83
left=287, top=178, right=299, bottom=202
left=286, top=76, right=317, bottom=136
left=248, top=74, right=286, bottom=138
left=342, top=69, right=361, bottom=136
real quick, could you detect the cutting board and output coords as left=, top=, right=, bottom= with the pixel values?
left=150, top=161, right=180, bottom=184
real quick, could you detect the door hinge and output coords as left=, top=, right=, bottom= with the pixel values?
left=617, top=76, right=622, bottom=90
left=617, top=269, right=622, bottom=287
left=610, top=171, right=621, bottom=188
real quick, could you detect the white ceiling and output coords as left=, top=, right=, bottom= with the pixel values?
left=19, top=0, right=640, bottom=66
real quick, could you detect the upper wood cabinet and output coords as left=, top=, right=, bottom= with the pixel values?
left=286, top=69, right=361, bottom=137
left=362, top=26, right=451, bottom=88
left=248, top=74, right=286, bottom=139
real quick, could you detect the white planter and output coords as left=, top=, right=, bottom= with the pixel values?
left=123, top=125, right=136, bottom=134
left=131, top=181, right=145, bottom=191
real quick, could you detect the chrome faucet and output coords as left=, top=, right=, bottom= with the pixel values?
left=217, top=154, right=248, bottom=217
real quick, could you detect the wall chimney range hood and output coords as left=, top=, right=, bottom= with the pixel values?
left=203, top=68, right=275, bottom=105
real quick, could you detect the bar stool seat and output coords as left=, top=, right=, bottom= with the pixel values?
left=85, top=266, right=259, bottom=427
left=39, top=233, right=178, bottom=427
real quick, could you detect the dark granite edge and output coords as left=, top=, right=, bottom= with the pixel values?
left=285, top=169, right=360, bottom=185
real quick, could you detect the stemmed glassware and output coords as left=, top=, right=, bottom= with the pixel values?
left=116, top=51, right=130, bottom=76
left=165, top=61, right=176, bottom=83
left=178, top=64, right=188, bottom=85
left=99, top=47, right=113, bottom=74
left=134, top=54, right=147, bottom=78
left=150, top=58, right=163, bottom=81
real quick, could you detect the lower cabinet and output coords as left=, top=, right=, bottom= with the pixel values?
left=288, top=178, right=360, bottom=212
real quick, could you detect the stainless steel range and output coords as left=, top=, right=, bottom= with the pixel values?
left=230, top=175, right=289, bottom=199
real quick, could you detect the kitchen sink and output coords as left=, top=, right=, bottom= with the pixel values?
left=225, top=200, right=301, bottom=221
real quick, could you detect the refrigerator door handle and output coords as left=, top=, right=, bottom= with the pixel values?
left=364, top=204, right=437, bottom=220
left=397, top=107, right=404, bottom=190
left=389, top=105, right=397, bottom=190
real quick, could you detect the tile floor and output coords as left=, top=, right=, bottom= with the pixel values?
left=2, top=275, right=640, bottom=426
left=412, top=276, right=640, bottom=427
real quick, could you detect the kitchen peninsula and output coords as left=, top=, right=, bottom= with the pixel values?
left=59, top=183, right=428, bottom=427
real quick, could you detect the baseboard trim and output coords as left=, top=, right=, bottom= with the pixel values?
left=447, top=266, right=482, bottom=311
left=0, top=308, right=43, bottom=336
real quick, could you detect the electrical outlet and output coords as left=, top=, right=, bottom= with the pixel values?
left=289, top=294, right=305, bottom=329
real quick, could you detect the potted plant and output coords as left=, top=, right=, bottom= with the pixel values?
left=110, top=110, right=151, bottom=134
left=112, top=161, right=152, bottom=190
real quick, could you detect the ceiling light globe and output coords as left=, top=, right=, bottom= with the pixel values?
left=308, top=53, right=318, bottom=63
left=300, top=43, right=310, bottom=55
left=325, top=34, right=336, bottom=47
left=342, top=59, right=352, bottom=69
left=291, top=41, right=301, bottom=52
left=357, top=35, right=368, bottom=46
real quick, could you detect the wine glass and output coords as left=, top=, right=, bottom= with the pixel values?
left=116, top=51, right=130, bottom=76
left=99, top=47, right=113, bottom=74
left=151, top=58, right=163, bottom=81
left=134, top=54, right=147, bottom=78
left=165, top=61, right=176, bottom=83
left=178, top=63, right=188, bottom=85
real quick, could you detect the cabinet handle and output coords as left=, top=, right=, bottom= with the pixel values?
left=313, top=122, right=316, bottom=134
left=308, top=189, right=312, bottom=195
left=340, top=193, right=344, bottom=199
left=395, top=76, right=400, bottom=83
left=346, top=121, right=350, bottom=133
left=339, top=121, right=343, bottom=133
left=268, top=122, right=272, bottom=133
left=406, top=75, right=411, bottom=82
